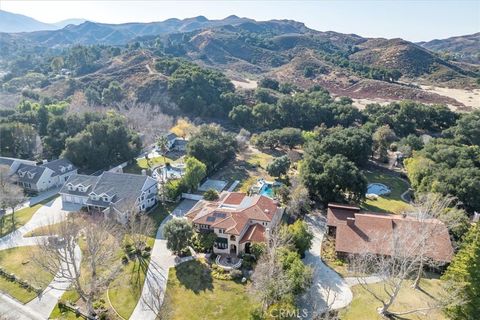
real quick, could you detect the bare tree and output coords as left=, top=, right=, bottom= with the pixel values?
left=407, top=193, right=458, bottom=289
left=251, top=227, right=293, bottom=311
left=34, top=214, right=123, bottom=316
left=122, top=102, right=173, bottom=147
left=348, top=211, right=456, bottom=318
left=0, top=165, right=26, bottom=232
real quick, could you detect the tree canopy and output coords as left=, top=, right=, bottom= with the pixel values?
left=186, top=124, right=237, bottom=172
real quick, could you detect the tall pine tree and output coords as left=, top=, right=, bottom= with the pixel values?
left=442, top=222, right=480, bottom=319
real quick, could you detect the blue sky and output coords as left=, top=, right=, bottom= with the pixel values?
left=1, top=0, right=479, bottom=41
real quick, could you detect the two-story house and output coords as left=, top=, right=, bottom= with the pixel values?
left=59, top=171, right=158, bottom=223
left=0, top=157, right=77, bottom=193
left=186, top=192, right=284, bottom=255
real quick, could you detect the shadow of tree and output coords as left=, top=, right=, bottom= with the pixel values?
left=175, top=260, right=213, bottom=294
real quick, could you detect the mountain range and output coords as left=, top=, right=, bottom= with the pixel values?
left=0, top=10, right=86, bottom=33
left=0, top=10, right=478, bottom=109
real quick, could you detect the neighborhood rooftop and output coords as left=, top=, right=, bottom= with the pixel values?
left=327, top=203, right=454, bottom=262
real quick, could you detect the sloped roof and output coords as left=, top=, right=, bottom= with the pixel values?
left=60, top=172, right=155, bottom=212
left=240, top=224, right=266, bottom=244
left=16, top=164, right=47, bottom=184
left=334, top=212, right=454, bottom=263
left=326, top=203, right=362, bottom=227
left=186, top=192, right=282, bottom=236
left=41, top=158, right=76, bottom=176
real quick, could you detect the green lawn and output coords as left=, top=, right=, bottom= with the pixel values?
left=0, top=197, right=57, bottom=238
left=24, top=221, right=66, bottom=237
left=163, top=259, right=258, bottom=320
left=0, top=246, right=54, bottom=303
left=362, top=170, right=411, bottom=214
left=50, top=204, right=172, bottom=319
left=107, top=258, right=149, bottom=319
left=340, top=278, right=447, bottom=320
left=124, top=156, right=182, bottom=174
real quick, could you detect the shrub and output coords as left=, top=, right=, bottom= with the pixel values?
left=203, top=189, right=219, bottom=201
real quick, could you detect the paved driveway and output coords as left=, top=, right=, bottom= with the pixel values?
left=0, top=197, right=82, bottom=319
left=0, top=197, right=81, bottom=250
left=130, top=199, right=196, bottom=320
left=299, top=214, right=353, bottom=317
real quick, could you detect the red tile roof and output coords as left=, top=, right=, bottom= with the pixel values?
left=333, top=212, right=454, bottom=263
left=240, top=224, right=266, bottom=244
left=326, top=203, right=362, bottom=227
left=186, top=192, right=282, bottom=237
left=223, top=192, right=246, bottom=205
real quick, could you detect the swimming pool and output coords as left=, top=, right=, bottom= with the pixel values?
left=366, top=183, right=391, bottom=196
left=260, top=183, right=274, bottom=198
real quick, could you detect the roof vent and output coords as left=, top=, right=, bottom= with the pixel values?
left=264, top=209, right=270, bottom=214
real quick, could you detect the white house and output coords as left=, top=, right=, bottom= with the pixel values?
left=60, top=171, right=158, bottom=223
left=0, top=157, right=77, bottom=193
left=186, top=192, right=284, bottom=255
left=158, top=132, right=188, bottom=152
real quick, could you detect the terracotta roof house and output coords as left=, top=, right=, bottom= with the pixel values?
left=186, top=191, right=284, bottom=255
left=326, top=203, right=454, bottom=263
left=59, top=172, right=158, bottom=223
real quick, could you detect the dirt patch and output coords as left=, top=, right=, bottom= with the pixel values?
left=231, top=78, right=258, bottom=90
left=420, top=85, right=480, bottom=111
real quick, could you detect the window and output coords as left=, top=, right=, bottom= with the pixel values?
left=103, top=197, right=108, bottom=202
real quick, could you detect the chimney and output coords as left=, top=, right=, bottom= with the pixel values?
left=141, top=169, right=147, bottom=176
left=346, top=217, right=355, bottom=227
left=42, top=159, right=48, bottom=164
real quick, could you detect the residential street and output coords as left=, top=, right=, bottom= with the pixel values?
left=299, top=214, right=353, bottom=317
left=0, top=197, right=82, bottom=319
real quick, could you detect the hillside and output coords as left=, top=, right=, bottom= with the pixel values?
left=17, top=15, right=252, bottom=46
left=418, top=33, right=480, bottom=64
left=0, top=10, right=56, bottom=32
left=0, top=10, right=86, bottom=33
left=0, top=16, right=478, bottom=110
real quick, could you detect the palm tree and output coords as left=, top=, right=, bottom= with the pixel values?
left=156, top=135, right=169, bottom=165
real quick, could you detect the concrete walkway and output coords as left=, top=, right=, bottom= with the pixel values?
left=344, top=275, right=383, bottom=287
left=0, top=197, right=79, bottom=250
left=5, top=187, right=61, bottom=215
left=299, top=214, right=353, bottom=317
left=0, top=197, right=82, bottom=319
left=129, top=215, right=175, bottom=320
left=130, top=200, right=196, bottom=320
left=26, top=245, right=82, bottom=318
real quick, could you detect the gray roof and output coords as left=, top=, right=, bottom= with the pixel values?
left=0, top=158, right=15, bottom=167
left=166, top=132, right=178, bottom=142
left=173, top=139, right=188, bottom=147
left=0, top=157, right=36, bottom=168
left=59, top=174, right=99, bottom=195
left=16, top=164, right=47, bottom=184
left=61, top=172, right=155, bottom=213
left=41, top=159, right=77, bottom=176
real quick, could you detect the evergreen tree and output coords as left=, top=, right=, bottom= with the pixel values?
left=442, top=223, right=480, bottom=319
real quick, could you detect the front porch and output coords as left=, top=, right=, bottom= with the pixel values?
left=215, top=254, right=242, bottom=270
